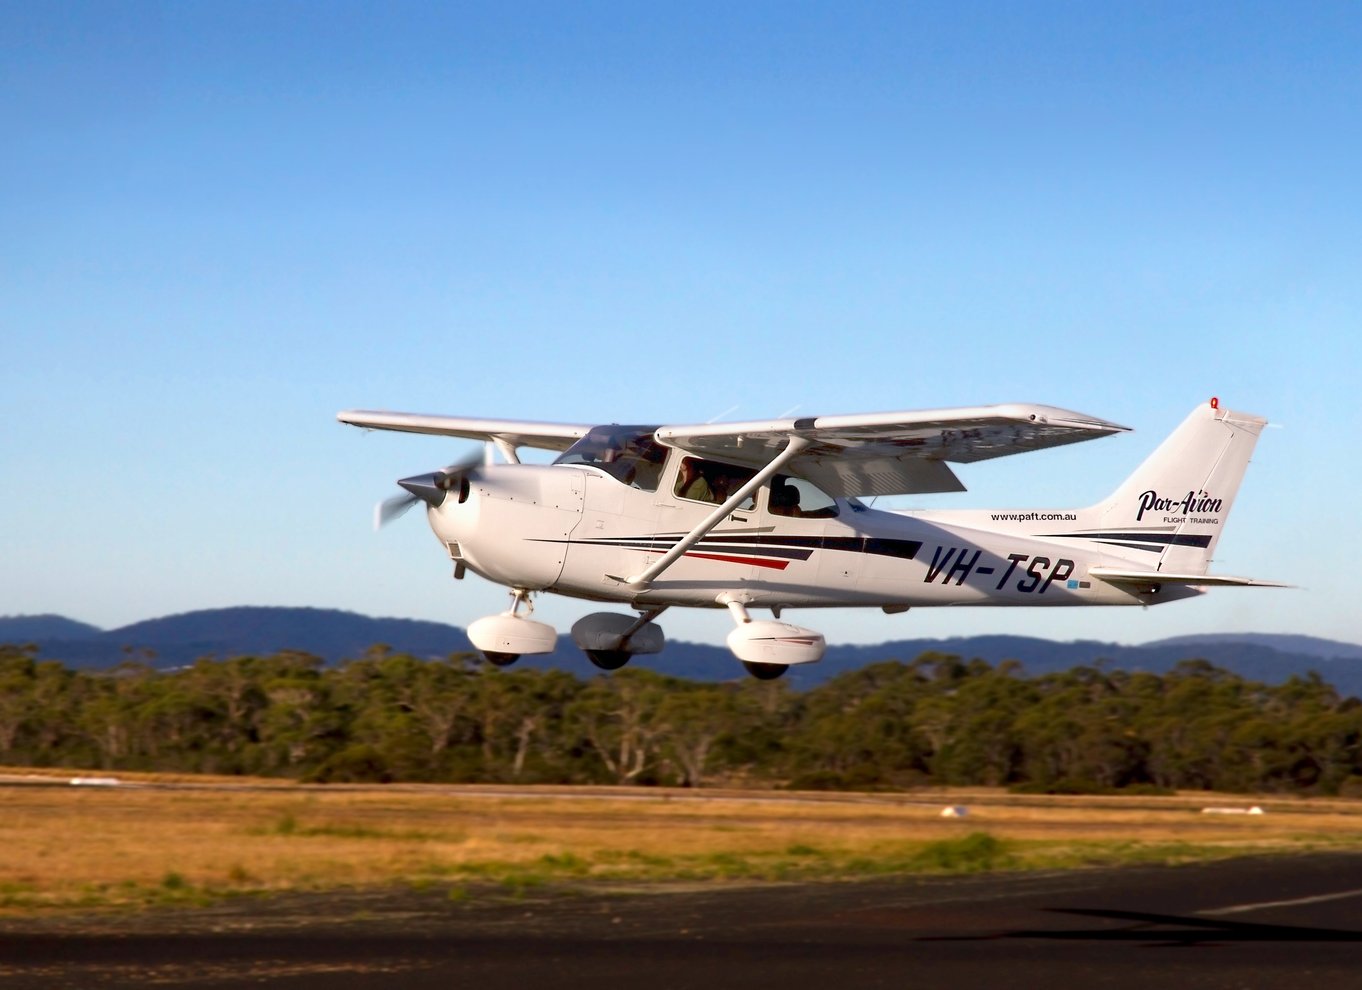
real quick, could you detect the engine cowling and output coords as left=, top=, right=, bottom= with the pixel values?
left=726, top=621, right=826, bottom=666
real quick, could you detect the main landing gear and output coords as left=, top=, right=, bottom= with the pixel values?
left=742, top=661, right=789, bottom=680
left=720, top=596, right=826, bottom=681
left=571, top=608, right=667, bottom=670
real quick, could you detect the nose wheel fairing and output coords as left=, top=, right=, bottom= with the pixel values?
left=466, top=591, right=557, bottom=665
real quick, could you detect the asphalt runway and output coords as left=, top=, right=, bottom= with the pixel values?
left=4, top=853, right=1362, bottom=989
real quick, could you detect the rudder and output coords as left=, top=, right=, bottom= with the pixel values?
left=1092, top=400, right=1267, bottom=573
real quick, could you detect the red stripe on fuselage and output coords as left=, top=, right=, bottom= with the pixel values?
left=688, top=552, right=790, bottom=570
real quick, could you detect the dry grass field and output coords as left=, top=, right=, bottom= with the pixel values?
left=4, top=767, right=1362, bottom=915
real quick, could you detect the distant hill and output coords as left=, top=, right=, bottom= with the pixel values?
left=0, top=614, right=103, bottom=641
left=803, top=635, right=1362, bottom=697
left=1148, top=632, right=1362, bottom=662
left=110, top=606, right=474, bottom=662
left=5, top=607, right=471, bottom=670
left=5, top=607, right=1362, bottom=697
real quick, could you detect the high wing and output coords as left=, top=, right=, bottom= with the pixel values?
left=657, top=403, right=1129, bottom=498
left=337, top=411, right=592, bottom=453
left=339, top=403, right=1128, bottom=496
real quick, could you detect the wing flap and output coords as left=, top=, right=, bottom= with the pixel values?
left=797, top=455, right=966, bottom=498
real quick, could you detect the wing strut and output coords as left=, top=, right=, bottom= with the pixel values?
left=618, top=436, right=812, bottom=589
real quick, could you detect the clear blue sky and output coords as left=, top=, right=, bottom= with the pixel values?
left=3, top=2, right=1358, bottom=649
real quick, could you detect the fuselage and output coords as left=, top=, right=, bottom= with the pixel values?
left=425, top=458, right=1199, bottom=613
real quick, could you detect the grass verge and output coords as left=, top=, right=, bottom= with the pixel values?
left=2, top=771, right=1361, bottom=914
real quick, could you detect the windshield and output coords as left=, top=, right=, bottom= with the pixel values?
left=554, top=425, right=667, bottom=491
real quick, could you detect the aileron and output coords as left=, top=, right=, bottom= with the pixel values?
left=337, top=411, right=591, bottom=452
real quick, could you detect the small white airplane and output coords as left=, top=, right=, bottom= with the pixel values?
left=338, top=398, right=1283, bottom=679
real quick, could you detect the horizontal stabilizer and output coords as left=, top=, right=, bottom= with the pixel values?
left=1089, top=567, right=1291, bottom=589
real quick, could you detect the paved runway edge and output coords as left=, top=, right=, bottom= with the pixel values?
left=4, top=853, right=1362, bottom=989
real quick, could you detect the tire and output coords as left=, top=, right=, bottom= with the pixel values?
left=585, top=649, right=632, bottom=671
left=742, top=661, right=788, bottom=681
left=483, top=651, right=521, bottom=667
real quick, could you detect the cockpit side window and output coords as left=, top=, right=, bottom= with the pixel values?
left=553, top=426, right=666, bottom=492
left=673, top=456, right=756, bottom=510
left=768, top=475, right=839, bottom=519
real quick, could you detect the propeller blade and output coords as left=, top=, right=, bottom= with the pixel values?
left=439, top=450, right=484, bottom=484
left=375, top=491, right=420, bottom=530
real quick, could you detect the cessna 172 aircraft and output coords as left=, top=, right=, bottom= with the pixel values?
left=339, top=398, right=1281, bottom=679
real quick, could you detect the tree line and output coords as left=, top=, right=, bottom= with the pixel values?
left=2, top=643, right=1360, bottom=795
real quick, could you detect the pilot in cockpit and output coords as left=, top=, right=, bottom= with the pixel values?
left=675, top=458, right=715, bottom=503
left=769, top=479, right=801, bottom=516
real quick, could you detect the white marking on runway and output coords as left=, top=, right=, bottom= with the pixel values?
left=1201, top=887, right=1362, bottom=916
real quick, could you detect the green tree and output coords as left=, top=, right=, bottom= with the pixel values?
left=568, top=669, right=672, bottom=784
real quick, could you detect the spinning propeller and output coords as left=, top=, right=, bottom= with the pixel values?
left=374, top=450, right=483, bottom=529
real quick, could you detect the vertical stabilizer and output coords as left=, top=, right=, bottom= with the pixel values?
left=1091, top=400, right=1267, bottom=573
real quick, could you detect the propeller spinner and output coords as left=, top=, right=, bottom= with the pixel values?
left=374, top=450, right=481, bottom=529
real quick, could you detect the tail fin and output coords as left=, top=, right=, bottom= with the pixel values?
left=1091, top=399, right=1267, bottom=574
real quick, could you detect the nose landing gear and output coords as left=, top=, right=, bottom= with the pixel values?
left=466, top=590, right=557, bottom=667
